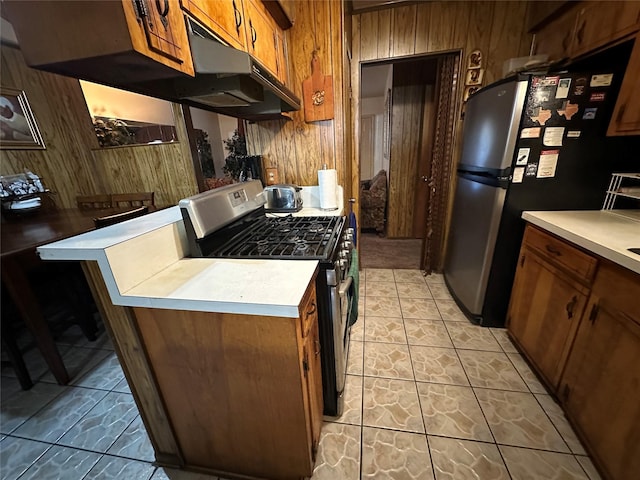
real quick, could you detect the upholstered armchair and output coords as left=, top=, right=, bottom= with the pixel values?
left=360, top=169, right=387, bottom=233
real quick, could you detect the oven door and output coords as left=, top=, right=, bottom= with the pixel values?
left=330, top=274, right=353, bottom=407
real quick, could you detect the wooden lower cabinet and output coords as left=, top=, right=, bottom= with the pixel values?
left=131, top=280, right=322, bottom=480
left=507, top=247, right=590, bottom=389
left=559, top=262, right=640, bottom=480
left=507, top=225, right=595, bottom=390
left=508, top=224, right=640, bottom=480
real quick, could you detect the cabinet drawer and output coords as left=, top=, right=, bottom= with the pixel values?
left=299, top=282, right=317, bottom=338
left=523, top=226, right=598, bottom=283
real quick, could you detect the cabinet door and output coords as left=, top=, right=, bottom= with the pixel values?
left=244, top=0, right=279, bottom=76
left=608, top=34, right=640, bottom=136
left=303, top=316, right=323, bottom=462
left=532, top=10, right=577, bottom=61
left=571, top=1, right=640, bottom=57
left=507, top=248, right=589, bottom=389
left=180, top=0, right=247, bottom=51
left=559, top=265, right=640, bottom=480
left=133, top=0, right=192, bottom=65
left=274, top=28, right=288, bottom=85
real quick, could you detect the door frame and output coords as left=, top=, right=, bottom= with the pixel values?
left=352, top=52, right=461, bottom=272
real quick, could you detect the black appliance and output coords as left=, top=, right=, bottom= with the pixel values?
left=179, top=180, right=355, bottom=417
left=444, top=62, right=640, bottom=328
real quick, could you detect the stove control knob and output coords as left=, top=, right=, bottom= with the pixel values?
left=340, top=249, right=349, bottom=259
left=345, top=228, right=354, bottom=241
left=338, top=259, right=348, bottom=270
left=342, top=240, right=352, bottom=250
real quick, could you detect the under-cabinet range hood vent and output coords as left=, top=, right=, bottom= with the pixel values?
left=170, top=18, right=300, bottom=120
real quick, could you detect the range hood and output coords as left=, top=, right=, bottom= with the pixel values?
left=169, top=18, right=301, bottom=121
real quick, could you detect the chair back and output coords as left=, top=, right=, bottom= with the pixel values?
left=111, top=192, right=155, bottom=208
left=94, top=206, right=149, bottom=228
left=77, top=194, right=112, bottom=210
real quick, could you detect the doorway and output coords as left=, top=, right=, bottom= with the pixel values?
left=358, top=53, right=460, bottom=271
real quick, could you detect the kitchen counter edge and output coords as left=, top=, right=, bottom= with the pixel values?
left=37, top=206, right=319, bottom=318
left=521, top=210, right=640, bottom=274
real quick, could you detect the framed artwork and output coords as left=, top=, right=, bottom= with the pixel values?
left=465, top=68, right=484, bottom=86
left=0, top=87, right=46, bottom=149
left=467, top=49, right=483, bottom=69
left=464, top=86, right=481, bottom=102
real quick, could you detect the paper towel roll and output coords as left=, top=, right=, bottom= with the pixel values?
left=318, top=168, right=338, bottom=210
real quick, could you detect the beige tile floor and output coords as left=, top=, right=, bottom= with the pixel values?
left=0, top=269, right=602, bottom=480
left=316, top=269, right=602, bottom=480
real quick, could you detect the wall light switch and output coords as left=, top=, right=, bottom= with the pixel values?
left=266, top=167, right=279, bottom=185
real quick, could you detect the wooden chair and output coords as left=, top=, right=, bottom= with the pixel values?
left=94, top=205, right=149, bottom=228
left=111, top=192, right=155, bottom=209
left=77, top=194, right=112, bottom=210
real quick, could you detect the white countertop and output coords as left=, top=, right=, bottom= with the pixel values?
left=122, top=259, right=318, bottom=317
left=522, top=210, right=640, bottom=274
left=37, top=205, right=319, bottom=317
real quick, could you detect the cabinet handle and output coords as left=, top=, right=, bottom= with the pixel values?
left=565, top=295, right=578, bottom=319
left=155, top=0, right=169, bottom=16
left=274, top=32, right=279, bottom=74
left=576, top=20, right=586, bottom=45
left=249, top=20, right=257, bottom=48
left=232, top=0, right=242, bottom=33
left=306, top=300, right=317, bottom=317
left=545, top=244, right=562, bottom=256
left=616, top=103, right=626, bottom=124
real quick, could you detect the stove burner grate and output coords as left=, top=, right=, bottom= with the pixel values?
left=210, top=215, right=343, bottom=260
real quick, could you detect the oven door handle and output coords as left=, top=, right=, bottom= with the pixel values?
left=338, top=277, right=353, bottom=297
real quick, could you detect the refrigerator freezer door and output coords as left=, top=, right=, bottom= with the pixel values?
left=459, top=79, right=528, bottom=173
left=444, top=175, right=506, bottom=317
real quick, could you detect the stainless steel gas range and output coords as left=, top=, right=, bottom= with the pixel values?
left=179, top=180, right=356, bottom=417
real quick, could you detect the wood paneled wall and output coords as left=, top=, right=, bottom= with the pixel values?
left=351, top=2, right=532, bottom=261
left=245, top=0, right=347, bottom=195
left=0, top=46, right=198, bottom=209
left=1, top=45, right=103, bottom=208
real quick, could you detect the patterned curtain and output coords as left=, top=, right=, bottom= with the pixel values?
left=422, top=54, right=459, bottom=273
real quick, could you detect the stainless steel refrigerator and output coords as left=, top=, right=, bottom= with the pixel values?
left=443, top=65, right=639, bottom=327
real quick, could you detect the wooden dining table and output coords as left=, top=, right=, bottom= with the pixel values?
left=0, top=206, right=153, bottom=386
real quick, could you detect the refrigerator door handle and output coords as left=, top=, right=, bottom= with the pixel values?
left=458, top=171, right=510, bottom=189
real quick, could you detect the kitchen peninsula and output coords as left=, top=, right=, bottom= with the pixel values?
left=508, top=209, right=640, bottom=480
left=37, top=206, right=323, bottom=480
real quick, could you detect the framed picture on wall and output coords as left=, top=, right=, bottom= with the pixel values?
left=465, top=68, right=484, bottom=86
left=0, top=87, right=46, bottom=150
left=463, top=86, right=481, bottom=102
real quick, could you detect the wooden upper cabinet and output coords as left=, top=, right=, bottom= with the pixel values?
left=263, top=0, right=295, bottom=29
left=274, top=28, right=289, bottom=85
left=532, top=11, right=577, bottom=61
left=244, top=0, right=280, bottom=78
left=180, top=0, right=247, bottom=50
left=4, top=0, right=194, bottom=84
left=559, top=262, right=640, bottom=480
left=129, top=0, right=191, bottom=65
left=608, top=35, right=640, bottom=136
left=571, top=1, right=640, bottom=57
left=533, top=1, right=640, bottom=61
